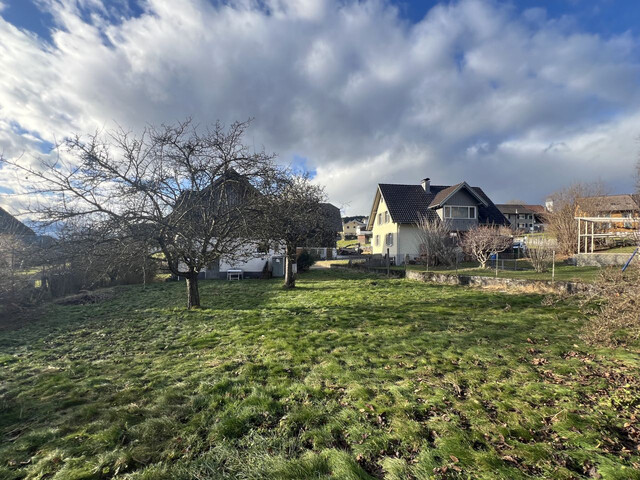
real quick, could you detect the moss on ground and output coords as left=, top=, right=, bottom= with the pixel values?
left=0, top=269, right=638, bottom=479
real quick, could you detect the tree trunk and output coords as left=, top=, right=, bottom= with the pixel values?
left=185, top=273, right=200, bottom=309
left=283, top=246, right=296, bottom=289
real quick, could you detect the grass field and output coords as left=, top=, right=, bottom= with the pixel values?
left=337, top=239, right=368, bottom=249
left=401, top=262, right=602, bottom=283
left=1, top=270, right=639, bottom=479
left=603, top=246, right=638, bottom=254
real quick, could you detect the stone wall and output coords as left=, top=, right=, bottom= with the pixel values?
left=404, top=270, right=591, bottom=294
left=331, top=264, right=591, bottom=294
left=574, top=252, right=638, bottom=267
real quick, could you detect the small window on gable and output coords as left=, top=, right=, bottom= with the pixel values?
left=384, top=211, right=390, bottom=223
left=375, top=235, right=380, bottom=246
left=378, top=213, right=382, bottom=224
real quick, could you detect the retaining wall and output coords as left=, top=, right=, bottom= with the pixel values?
left=404, top=270, right=591, bottom=294
left=573, top=252, right=638, bottom=267
left=331, top=264, right=591, bottom=294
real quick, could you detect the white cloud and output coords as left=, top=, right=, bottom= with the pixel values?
left=1, top=0, right=639, bottom=217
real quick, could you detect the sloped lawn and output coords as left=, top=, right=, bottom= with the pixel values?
left=1, top=270, right=639, bottom=479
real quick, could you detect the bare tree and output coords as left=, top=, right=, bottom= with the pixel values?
left=461, top=225, right=512, bottom=269
left=415, top=215, right=458, bottom=267
left=1, top=119, right=278, bottom=309
left=526, top=237, right=556, bottom=272
left=546, top=182, right=604, bottom=256
left=0, top=219, right=37, bottom=314
left=49, top=220, right=159, bottom=292
left=263, top=174, right=325, bottom=289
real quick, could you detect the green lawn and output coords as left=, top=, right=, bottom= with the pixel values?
left=1, top=270, right=639, bottom=479
left=603, top=246, right=638, bottom=254
left=401, top=262, right=603, bottom=283
left=337, top=239, right=368, bottom=249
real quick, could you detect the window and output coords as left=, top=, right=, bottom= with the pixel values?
left=384, top=211, right=390, bottom=223
left=378, top=213, right=382, bottom=224
left=375, top=235, right=380, bottom=246
left=443, top=206, right=476, bottom=219
left=386, top=233, right=393, bottom=246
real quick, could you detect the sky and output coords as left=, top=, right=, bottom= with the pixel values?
left=1, top=0, right=640, bottom=217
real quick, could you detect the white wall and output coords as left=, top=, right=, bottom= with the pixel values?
left=397, top=224, right=423, bottom=263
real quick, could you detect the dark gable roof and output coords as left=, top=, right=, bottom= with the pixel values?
left=429, top=183, right=462, bottom=207
left=378, top=184, right=439, bottom=224
left=320, top=203, right=343, bottom=232
left=0, top=207, right=34, bottom=236
left=378, top=183, right=508, bottom=226
left=429, top=182, right=487, bottom=208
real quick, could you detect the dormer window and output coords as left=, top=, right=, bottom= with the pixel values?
left=444, top=206, right=476, bottom=219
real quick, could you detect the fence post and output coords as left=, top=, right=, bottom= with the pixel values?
left=495, top=252, right=499, bottom=278
left=552, top=250, right=555, bottom=284
left=386, top=248, right=390, bottom=278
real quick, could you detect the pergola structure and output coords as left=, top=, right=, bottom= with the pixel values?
left=575, top=216, right=640, bottom=254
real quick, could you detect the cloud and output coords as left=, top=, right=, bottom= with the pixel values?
left=1, top=0, right=639, bottom=217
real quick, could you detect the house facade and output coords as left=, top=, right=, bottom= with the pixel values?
left=342, top=219, right=366, bottom=238
left=201, top=201, right=342, bottom=279
left=366, top=178, right=508, bottom=264
left=175, top=171, right=342, bottom=279
left=577, top=194, right=640, bottom=231
left=496, top=204, right=546, bottom=232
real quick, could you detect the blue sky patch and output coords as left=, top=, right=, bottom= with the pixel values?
left=291, top=155, right=317, bottom=179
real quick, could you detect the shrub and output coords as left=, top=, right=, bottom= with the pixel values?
left=296, top=250, right=317, bottom=272
left=415, top=217, right=459, bottom=267
left=581, top=266, right=640, bottom=347
left=526, top=237, right=557, bottom=272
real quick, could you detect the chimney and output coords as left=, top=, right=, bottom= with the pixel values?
left=421, top=177, right=431, bottom=193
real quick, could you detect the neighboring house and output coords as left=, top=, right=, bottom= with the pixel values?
left=577, top=194, right=640, bottom=231
left=0, top=207, right=35, bottom=269
left=366, top=177, right=508, bottom=264
left=0, top=207, right=34, bottom=236
left=172, top=171, right=279, bottom=279
left=176, top=172, right=343, bottom=279
left=308, top=203, right=343, bottom=248
left=342, top=219, right=366, bottom=238
left=299, top=202, right=343, bottom=259
left=496, top=204, right=547, bottom=232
